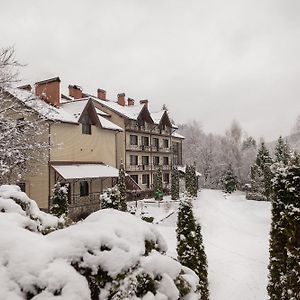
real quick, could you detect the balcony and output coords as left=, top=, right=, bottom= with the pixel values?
left=125, top=123, right=153, bottom=133
left=126, top=164, right=171, bottom=172
left=126, top=165, right=151, bottom=172
left=126, top=144, right=151, bottom=152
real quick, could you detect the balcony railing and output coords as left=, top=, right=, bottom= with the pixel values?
left=126, top=164, right=171, bottom=172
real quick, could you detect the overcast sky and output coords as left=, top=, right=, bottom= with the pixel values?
left=1, top=0, right=300, bottom=141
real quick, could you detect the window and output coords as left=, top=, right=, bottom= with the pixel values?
left=131, top=175, right=139, bottom=185
left=82, top=123, right=91, bottom=135
left=163, top=173, right=170, bottom=184
left=163, top=157, right=169, bottom=165
left=141, top=136, right=149, bottom=146
left=17, top=182, right=26, bottom=192
left=142, top=174, right=150, bottom=187
left=142, top=156, right=149, bottom=165
left=130, top=135, right=138, bottom=145
left=80, top=181, right=89, bottom=196
left=130, top=155, right=138, bottom=165
left=163, top=139, right=169, bottom=148
left=153, top=138, right=159, bottom=148
left=153, top=156, right=160, bottom=166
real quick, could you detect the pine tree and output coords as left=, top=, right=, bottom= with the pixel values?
left=284, top=158, right=300, bottom=299
left=118, top=162, right=127, bottom=212
left=176, top=194, right=209, bottom=299
left=50, top=182, right=69, bottom=218
left=267, top=151, right=300, bottom=300
left=250, top=142, right=273, bottom=200
left=185, top=164, right=198, bottom=197
left=185, top=165, right=191, bottom=195
left=267, top=161, right=288, bottom=300
left=222, top=164, right=237, bottom=194
left=274, top=136, right=290, bottom=165
left=171, top=166, right=180, bottom=200
left=154, top=167, right=163, bottom=200
left=100, top=186, right=120, bottom=209
left=190, top=164, right=198, bottom=197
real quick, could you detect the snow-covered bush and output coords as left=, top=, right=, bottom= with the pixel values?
left=0, top=184, right=63, bottom=233
left=100, top=186, right=120, bottom=210
left=0, top=198, right=200, bottom=299
left=50, top=182, right=69, bottom=218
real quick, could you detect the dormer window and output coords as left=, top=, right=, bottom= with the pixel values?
left=82, top=124, right=91, bottom=135
left=81, top=114, right=92, bottom=135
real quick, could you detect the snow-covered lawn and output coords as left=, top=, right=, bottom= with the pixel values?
left=146, top=189, right=271, bottom=300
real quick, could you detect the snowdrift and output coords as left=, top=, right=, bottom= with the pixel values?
left=0, top=185, right=199, bottom=299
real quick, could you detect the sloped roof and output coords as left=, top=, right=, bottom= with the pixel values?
left=151, top=110, right=165, bottom=124
left=172, top=132, right=185, bottom=139
left=52, top=164, right=119, bottom=179
left=95, top=98, right=144, bottom=120
left=5, top=87, right=77, bottom=124
left=61, top=99, right=122, bottom=131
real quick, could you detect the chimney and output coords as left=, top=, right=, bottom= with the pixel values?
left=18, top=84, right=32, bottom=92
left=140, top=99, right=148, bottom=108
left=128, top=98, right=135, bottom=106
left=35, top=77, right=61, bottom=107
left=97, top=88, right=107, bottom=101
left=117, top=93, right=126, bottom=106
left=68, top=85, right=83, bottom=99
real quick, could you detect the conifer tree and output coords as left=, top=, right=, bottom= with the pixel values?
left=284, top=157, right=300, bottom=299
left=268, top=154, right=300, bottom=299
left=100, top=186, right=120, bottom=209
left=185, top=165, right=191, bottom=195
left=118, top=162, right=127, bottom=211
left=222, top=164, right=237, bottom=194
left=250, top=142, right=273, bottom=200
left=274, top=136, right=290, bottom=165
left=50, top=182, right=69, bottom=218
left=154, top=167, right=163, bottom=200
left=176, top=193, right=209, bottom=299
left=190, top=164, right=198, bottom=197
left=171, top=166, right=180, bottom=200
left=267, top=161, right=288, bottom=300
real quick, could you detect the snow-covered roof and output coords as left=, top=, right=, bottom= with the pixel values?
left=61, top=100, right=123, bottom=131
left=5, top=87, right=77, bottom=124
left=95, top=107, right=110, bottom=117
left=151, top=110, right=165, bottom=124
left=98, top=115, right=123, bottom=131
left=61, top=99, right=88, bottom=121
left=52, top=164, right=120, bottom=179
left=178, top=165, right=202, bottom=177
left=172, top=132, right=185, bottom=139
left=95, top=98, right=144, bottom=120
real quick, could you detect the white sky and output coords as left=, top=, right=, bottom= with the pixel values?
left=1, top=0, right=300, bottom=141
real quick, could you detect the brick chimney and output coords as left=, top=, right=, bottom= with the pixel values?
left=140, top=99, right=148, bottom=108
left=128, top=98, right=135, bottom=106
left=35, top=77, right=61, bottom=107
left=117, top=93, right=126, bottom=106
left=97, top=88, right=107, bottom=101
left=18, top=84, right=32, bottom=92
left=68, top=85, right=83, bottom=99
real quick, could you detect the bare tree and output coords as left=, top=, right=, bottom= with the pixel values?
left=0, top=47, right=51, bottom=184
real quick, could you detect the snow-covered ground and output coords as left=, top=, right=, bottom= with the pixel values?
left=147, top=189, right=271, bottom=300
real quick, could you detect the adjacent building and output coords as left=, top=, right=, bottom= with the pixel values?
left=2, top=77, right=184, bottom=218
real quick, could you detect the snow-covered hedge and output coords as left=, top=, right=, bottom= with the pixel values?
left=0, top=185, right=63, bottom=232
left=0, top=187, right=200, bottom=299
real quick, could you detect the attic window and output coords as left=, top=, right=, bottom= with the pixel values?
left=81, top=114, right=92, bottom=135
left=82, top=124, right=91, bottom=135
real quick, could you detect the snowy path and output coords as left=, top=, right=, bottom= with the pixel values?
left=156, top=189, right=271, bottom=300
